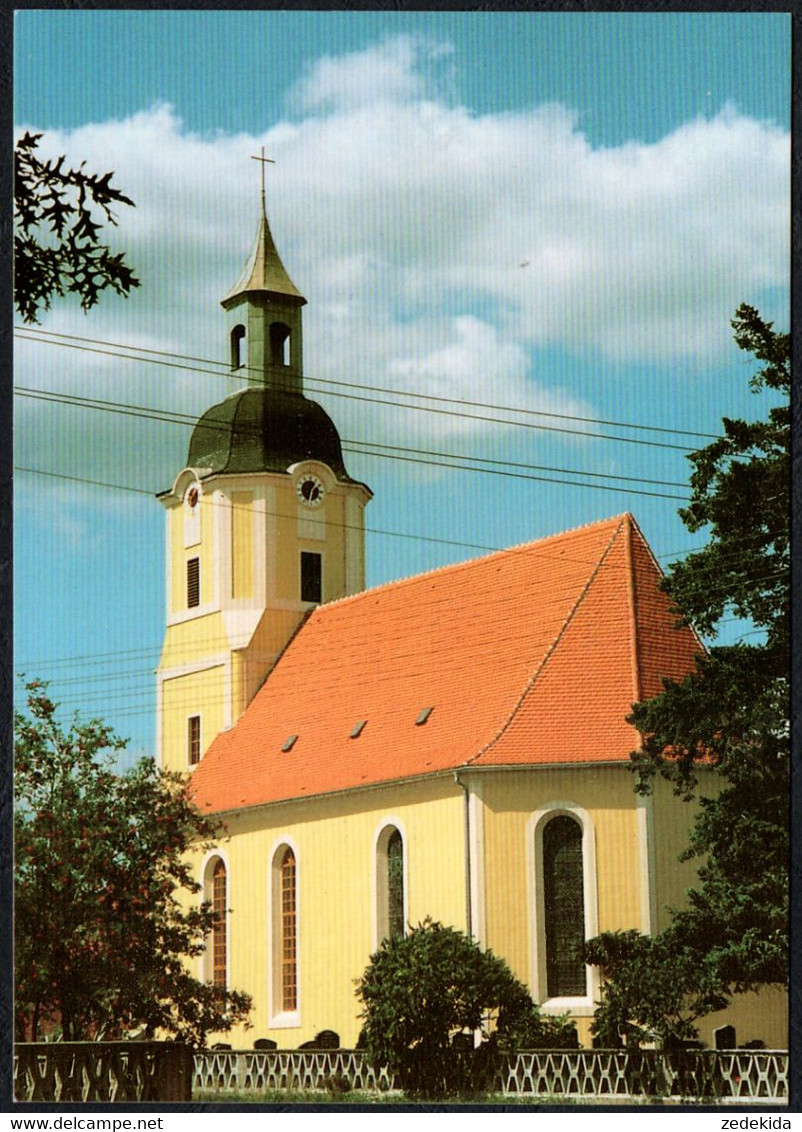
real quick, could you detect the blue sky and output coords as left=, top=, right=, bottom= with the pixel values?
left=13, top=11, right=790, bottom=763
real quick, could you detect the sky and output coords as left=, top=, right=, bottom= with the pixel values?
left=13, top=11, right=790, bottom=765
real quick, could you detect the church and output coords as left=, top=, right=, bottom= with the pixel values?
left=155, top=186, right=787, bottom=1051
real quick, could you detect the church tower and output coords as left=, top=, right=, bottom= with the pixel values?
left=156, top=177, right=372, bottom=775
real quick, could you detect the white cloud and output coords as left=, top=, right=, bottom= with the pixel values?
left=288, top=34, right=454, bottom=114
left=14, top=36, right=789, bottom=493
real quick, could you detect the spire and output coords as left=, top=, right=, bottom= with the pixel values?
left=221, top=151, right=306, bottom=309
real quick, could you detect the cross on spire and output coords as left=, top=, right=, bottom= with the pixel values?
left=251, top=146, right=275, bottom=212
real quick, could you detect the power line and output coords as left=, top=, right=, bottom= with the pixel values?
left=14, top=464, right=500, bottom=554
left=14, top=460, right=784, bottom=614
left=14, top=386, right=690, bottom=501
left=15, top=455, right=784, bottom=595
left=16, top=328, right=710, bottom=455
left=15, top=323, right=723, bottom=445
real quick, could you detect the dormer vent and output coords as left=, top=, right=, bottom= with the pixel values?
left=415, top=707, right=434, bottom=726
left=350, top=720, right=367, bottom=739
left=282, top=735, right=298, bottom=752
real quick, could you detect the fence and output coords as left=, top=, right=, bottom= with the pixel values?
left=194, top=1047, right=788, bottom=1103
left=13, top=1043, right=787, bottom=1103
left=14, top=1042, right=193, bottom=1103
left=195, top=1047, right=397, bottom=1094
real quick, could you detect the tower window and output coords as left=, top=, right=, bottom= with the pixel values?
left=300, top=552, right=322, bottom=604
left=188, top=715, right=201, bottom=765
left=269, top=321, right=291, bottom=366
left=230, top=324, right=246, bottom=370
left=187, top=557, right=200, bottom=608
left=543, top=815, right=586, bottom=997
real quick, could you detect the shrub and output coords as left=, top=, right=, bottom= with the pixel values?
left=355, top=918, right=576, bottom=1099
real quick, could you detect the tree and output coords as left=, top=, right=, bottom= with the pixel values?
left=14, top=680, right=252, bottom=1045
left=587, top=305, right=789, bottom=1042
left=14, top=132, right=140, bottom=323
left=355, top=918, right=576, bottom=1099
left=584, top=931, right=728, bottom=1048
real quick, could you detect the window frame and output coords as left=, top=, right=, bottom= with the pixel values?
left=211, top=858, right=228, bottom=993
left=300, top=550, right=322, bottom=604
left=527, top=802, right=599, bottom=1015
left=373, top=819, right=408, bottom=949
left=230, top=323, right=246, bottom=370
left=187, top=714, right=202, bottom=766
left=269, top=838, right=301, bottom=1028
left=542, top=814, right=586, bottom=998
left=187, top=556, right=200, bottom=609
left=201, top=851, right=230, bottom=994
left=269, top=321, right=291, bottom=367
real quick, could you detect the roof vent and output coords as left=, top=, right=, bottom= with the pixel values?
left=350, top=720, right=367, bottom=739
left=281, top=735, right=298, bottom=752
left=415, top=707, right=434, bottom=726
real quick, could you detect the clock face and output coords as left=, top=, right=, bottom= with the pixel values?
left=185, top=485, right=200, bottom=510
left=296, top=474, right=325, bottom=507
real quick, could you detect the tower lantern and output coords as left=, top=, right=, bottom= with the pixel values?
left=221, top=150, right=306, bottom=391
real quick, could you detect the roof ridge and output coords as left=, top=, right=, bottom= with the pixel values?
left=321, top=512, right=635, bottom=613
left=624, top=514, right=643, bottom=711
left=464, top=515, right=629, bottom=766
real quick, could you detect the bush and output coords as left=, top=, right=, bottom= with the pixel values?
left=355, top=918, right=576, bottom=1099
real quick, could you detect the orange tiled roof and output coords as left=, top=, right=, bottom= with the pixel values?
left=189, top=514, right=701, bottom=813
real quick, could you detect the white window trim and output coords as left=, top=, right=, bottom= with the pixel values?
left=267, top=835, right=301, bottom=1028
left=372, top=817, right=409, bottom=950
left=526, top=802, right=600, bottom=1015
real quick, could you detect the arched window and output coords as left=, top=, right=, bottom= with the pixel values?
left=211, top=859, right=227, bottom=991
left=543, top=815, right=586, bottom=998
left=269, top=321, right=291, bottom=366
left=230, top=324, right=246, bottom=369
left=271, top=842, right=299, bottom=1020
left=376, top=825, right=405, bottom=943
left=280, top=848, right=297, bottom=1011
left=202, top=855, right=228, bottom=993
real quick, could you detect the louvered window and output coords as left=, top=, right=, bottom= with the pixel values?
left=188, top=715, right=201, bottom=765
left=280, top=848, right=297, bottom=1011
left=187, top=557, right=200, bottom=608
left=543, top=815, right=586, bottom=997
left=211, top=859, right=227, bottom=992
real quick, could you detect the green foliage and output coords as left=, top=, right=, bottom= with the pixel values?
left=585, top=931, right=728, bottom=1047
left=355, top=918, right=576, bottom=1099
left=14, top=132, right=140, bottom=323
left=587, top=306, right=789, bottom=1043
left=14, top=680, right=252, bottom=1045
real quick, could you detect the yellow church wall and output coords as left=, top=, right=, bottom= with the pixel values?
left=159, top=613, right=227, bottom=670
left=161, top=663, right=226, bottom=772
left=479, top=767, right=643, bottom=991
left=231, top=490, right=254, bottom=599
left=168, top=495, right=216, bottom=614
left=271, top=486, right=349, bottom=605
left=196, top=777, right=467, bottom=1048
left=178, top=763, right=787, bottom=1054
